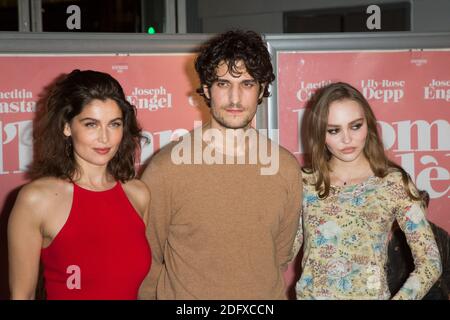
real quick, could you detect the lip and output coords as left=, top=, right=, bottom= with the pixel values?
left=93, top=148, right=111, bottom=155
left=340, top=147, right=356, bottom=154
left=225, top=109, right=244, bottom=114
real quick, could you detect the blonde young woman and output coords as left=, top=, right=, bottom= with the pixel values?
left=293, top=82, right=442, bottom=300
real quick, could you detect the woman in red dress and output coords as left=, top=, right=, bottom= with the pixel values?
left=8, top=70, right=151, bottom=299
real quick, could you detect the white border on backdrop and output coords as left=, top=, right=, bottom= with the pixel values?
left=264, top=32, right=450, bottom=140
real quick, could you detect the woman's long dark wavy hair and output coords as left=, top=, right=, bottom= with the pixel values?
left=194, top=29, right=275, bottom=106
left=29, top=69, right=144, bottom=182
left=303, top=82, right=423, bottom=203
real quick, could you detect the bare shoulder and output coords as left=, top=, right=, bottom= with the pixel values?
left=12, top=177, right=72, bottom=221
left=18, top=177, right=70, bottom=205
left=122, top=179, right=150, bottom=199
left=122, top=179, right=151, bottom=220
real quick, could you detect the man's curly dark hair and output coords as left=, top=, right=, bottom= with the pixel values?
left=195, top=29, right=275, bottom=106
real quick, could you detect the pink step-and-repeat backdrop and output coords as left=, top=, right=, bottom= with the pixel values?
left=0, top=49, right=448, bottom=299
left=0, top=51, right=448, bottom=233
left=277, top=50, right=450, bottom=233
left=278, top=50, right=450, bottom=291
left=0, top=54, right=210, bottom=214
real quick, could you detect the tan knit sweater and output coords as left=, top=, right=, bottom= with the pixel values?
left=139, top=125, right=302, bottom=299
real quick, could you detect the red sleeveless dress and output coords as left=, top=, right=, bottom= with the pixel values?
left=40, top=182, right=151, bottom=300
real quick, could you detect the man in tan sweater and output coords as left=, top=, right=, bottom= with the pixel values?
left=139, top=30, right=302, bottom=299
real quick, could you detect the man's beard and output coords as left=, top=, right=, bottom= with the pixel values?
left=210, top=103, right=254, bottom=129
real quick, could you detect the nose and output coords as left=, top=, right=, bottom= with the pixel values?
left=341, top=129, right=352, bottom=144
left=98, top=127, right=109, bottom=144
left=229, top=84, right=240, bottom=106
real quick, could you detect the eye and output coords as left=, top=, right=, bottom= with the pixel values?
left=327, top=128, right=339, bottom=135
left=242, top=81, right=256, bottom=88
left=216, top=81, right=228, bottom=88
left=351, top=123, right=363, bottom=130
left=110, top=121, right=123, bottom=128
left=85, top=122, right=97, bottom=128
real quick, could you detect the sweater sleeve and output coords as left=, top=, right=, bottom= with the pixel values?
left=389, top=177, right=442, bottom=300
left=276, top=168, right=302, bottom=272
left=291, top=173, right=314, bottom=260
left=291, top=199, right=304, bottom=261
left=138, top=156, right=172, bottom=300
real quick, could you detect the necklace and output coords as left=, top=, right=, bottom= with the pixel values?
left=332, top=173, right=373, bottom=187
left=329, top=159, right=374, bottom=187
left=335, top=176, right=349, bottom=186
